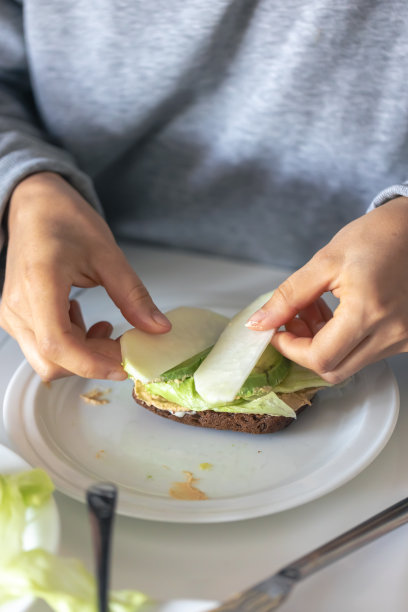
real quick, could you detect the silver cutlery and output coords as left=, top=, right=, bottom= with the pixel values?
left=86, top=482, right=118, bottom=612
left=211, top=495, right=408, bottom=611
left=85, top=487, right=408, bottom=612
left=147, top=495, right=408, bottom=612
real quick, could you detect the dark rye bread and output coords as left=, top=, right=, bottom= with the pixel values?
left=133, top=389, right=317, bottom=434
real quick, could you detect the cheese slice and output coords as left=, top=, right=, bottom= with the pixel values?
left=120, top=307, right=228, bottom=382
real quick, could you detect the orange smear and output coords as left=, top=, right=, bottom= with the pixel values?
left=169, top=471, right=208, bottom=501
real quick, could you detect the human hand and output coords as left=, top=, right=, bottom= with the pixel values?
left=246, top=197, right=408, bottom=383
left=0, top=172, right=171, bottom=381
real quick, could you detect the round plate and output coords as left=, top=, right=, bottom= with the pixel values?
left=3, top=359, right=399, bottom=523
left=0, top=444, right=60, bottom=612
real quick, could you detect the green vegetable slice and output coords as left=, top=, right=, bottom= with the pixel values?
left=194, top=291, right=275, bottom=404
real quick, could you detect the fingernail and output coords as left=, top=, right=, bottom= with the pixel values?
left=245, top=310, right=267, bottom=328
left=107, top=370, right=127, bottom=381
left=152, top=310, right=171, bottom=328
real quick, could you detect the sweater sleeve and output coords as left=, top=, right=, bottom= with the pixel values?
left=367, top=181, right=408, bottom=212
left=0, top=0, right=102, bottom=251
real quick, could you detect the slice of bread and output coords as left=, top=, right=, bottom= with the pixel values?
left=133, top=388, right=317, bottom=434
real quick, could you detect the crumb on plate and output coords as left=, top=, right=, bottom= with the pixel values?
left=80, top=387, right=112, bottom=405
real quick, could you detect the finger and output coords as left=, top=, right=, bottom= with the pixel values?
left=14, top=325, right=72, bottom=381
left=297, top=303, right=326, bottom=336
left=70, top=300, right=114, bottom=339
left=297, top=298, right=332, bottom=336
left=246, top=257, right=333, bottom=330
left=271, top=304, right=366, bottom=376
left=87, top=321, right=114, bottom=339
left=0, top=304, right=64, bottom=379
left=15, top=325, right=122, bottom=382
left=316, top=296, right=333, bottom=322
left=69, top=300, right=86, bottom=331
left=97, top=248, right=171, bottom=334
left=28, top=273, right=126, bottom=380
left=315, top=334, right=396, bottom=384
left=85, top=336, right=123, bottom=362
left=285, top=317, right=313, bottom=338
left=0, top=306, right=15, bottom=338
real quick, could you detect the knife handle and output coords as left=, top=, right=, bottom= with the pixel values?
left=278, top=496, right=408, bottom=581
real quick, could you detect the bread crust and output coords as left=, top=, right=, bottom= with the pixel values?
left=133, top=391, right=313, bottom=434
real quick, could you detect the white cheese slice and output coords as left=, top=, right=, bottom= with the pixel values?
left=193, top=292, right=275, bottom=404
left=120, top=307, right=229, bottom=382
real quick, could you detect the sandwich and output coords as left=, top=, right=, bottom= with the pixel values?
left=120, top=293, right=332, bottom=434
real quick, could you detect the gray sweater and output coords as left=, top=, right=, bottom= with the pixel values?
left=1, top=0, right=408, bottom=270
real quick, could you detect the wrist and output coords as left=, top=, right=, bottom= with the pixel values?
left=11, top=171, right=66, bottom=202
left=9, top=172, right=74, bottom=233
left=384, top=195, right=408, bottom=206
left=368, top=195, right=408, bottom=237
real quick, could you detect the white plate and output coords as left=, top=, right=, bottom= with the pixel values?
left=3, top=358, right=399, bottom=523
left=0, top=444, right=60, bottom=612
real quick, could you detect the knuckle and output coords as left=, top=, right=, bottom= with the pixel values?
left=38, top=335, right=62, bottom=361
left=310, top=247, right=338, bottom=277
left=125, top=282, right=151, bottom=306
left=308, top=348, right=345, bottom=385
left=75, top=362, right=99, bottom=379
left=309, top=351, right=335, bottom=378
left=318, top=370, right=344, bottom=385
left=386, top=319, right=408, bottom=348
left=275, top=279, right=296, bottom=307
left=4, top=289, right=21, bottom=313
left=312, top=246, right=333, bottom=266
left=395, top=320, right=408, bottom=343
left=0, top=310, right=12, bottom=335
left=363, top=297, right=386, bottom=327
left=35, top=362, right=60, bottom=382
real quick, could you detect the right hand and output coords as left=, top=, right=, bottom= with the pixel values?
left=0, top=172, right=171, bottom=381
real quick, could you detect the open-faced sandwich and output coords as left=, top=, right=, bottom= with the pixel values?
left=120, top=293, right=332, bottom=434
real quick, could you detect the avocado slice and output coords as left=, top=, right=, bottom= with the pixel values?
left=161, top=346, right=213, bottom=381
left=161, top=343, right=290, bottom=399
left=237, top=345, right=290, bottom=398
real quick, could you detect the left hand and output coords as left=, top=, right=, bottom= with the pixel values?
left=246, top=197, right=408, bottom=383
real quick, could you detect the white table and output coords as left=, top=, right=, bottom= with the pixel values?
left=1, top=244, right=407, bottom=612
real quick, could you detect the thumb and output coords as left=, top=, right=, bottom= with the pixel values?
left=99, top=248, right=171, bottom=333
left=246, top=256, right=332, bottom=330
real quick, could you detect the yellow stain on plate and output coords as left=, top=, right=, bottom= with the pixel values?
left=169, top=471, right=208, bottom=501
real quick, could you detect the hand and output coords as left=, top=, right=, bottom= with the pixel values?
left=0, top=172, right=171, bottom=381
left=246, top=197, right=408, bottom=383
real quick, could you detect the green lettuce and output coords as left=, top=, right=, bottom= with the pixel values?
left=273, top=362, right=333, bottom=393
left=0, top=468, right=54, bottom=567
left=141, top=354, right=333, bottom=418
left=0, top=468, right=149, bottom=611
left=145, top=377, right=296, bottom=417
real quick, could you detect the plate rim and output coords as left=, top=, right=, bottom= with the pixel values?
left=3, top=358, right=400, bottom=523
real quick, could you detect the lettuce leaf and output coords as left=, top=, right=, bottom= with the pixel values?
left=0, top=468, right=149, bottom=611
left=0, top=468, right=54, bottom=567
left=144, top=377, right=296, bottom=417
left=273, top=362, right=333, bottom=393
left=0, top=549, right=148, bottom=611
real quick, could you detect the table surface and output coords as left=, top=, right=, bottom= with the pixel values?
left=1, top=243, right=407, bottom=612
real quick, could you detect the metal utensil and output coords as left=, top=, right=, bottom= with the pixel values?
left=86, top=483, right=118, bottom=612
left=211, top=495, right=408, bottom=611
